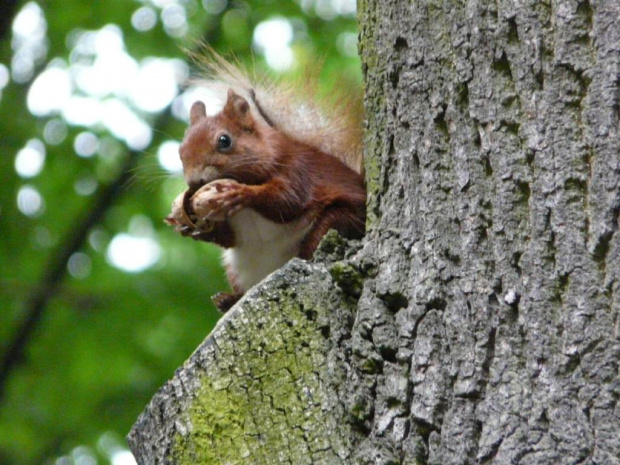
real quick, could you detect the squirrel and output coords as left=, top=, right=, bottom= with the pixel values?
left=166, top=52, right=366, bottom=312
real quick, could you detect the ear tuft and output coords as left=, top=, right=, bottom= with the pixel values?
left=190, top=101, right=206, bottom=125
left=224, top=89, right=254, bottom=130
left=226, top=89, right=250, bottom=116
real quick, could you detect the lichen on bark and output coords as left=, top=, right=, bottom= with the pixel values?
left=129, top=254, right=363, bottom=464
left=174, top=280, right=342, bottom=463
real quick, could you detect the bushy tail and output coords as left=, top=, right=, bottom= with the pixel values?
left=187, top=47, right=364, bottom=175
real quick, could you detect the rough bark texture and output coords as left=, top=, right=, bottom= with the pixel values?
left=355, top=0, right=620, bottom=463
left=129, top=0, right=620, bottom=463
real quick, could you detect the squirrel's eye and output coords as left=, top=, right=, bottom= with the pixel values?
left=217, top=134, right=233, bottom=152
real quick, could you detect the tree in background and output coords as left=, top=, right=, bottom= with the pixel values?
left=0, top=1, right=359, bottom=464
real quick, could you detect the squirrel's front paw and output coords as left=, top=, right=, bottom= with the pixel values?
left=193, top=179, right=249, bottom=220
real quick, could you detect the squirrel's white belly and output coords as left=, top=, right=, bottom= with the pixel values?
left=222, top=209, right=312, bottom=292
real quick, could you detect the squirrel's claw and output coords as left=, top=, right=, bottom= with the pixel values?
left=194, top=179, right=249, bottom=220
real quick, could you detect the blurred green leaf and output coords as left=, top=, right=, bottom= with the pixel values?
left=0, top=0, right=360, bottom=463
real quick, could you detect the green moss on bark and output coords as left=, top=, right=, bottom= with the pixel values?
left=170, top=265, right=353, bottom=464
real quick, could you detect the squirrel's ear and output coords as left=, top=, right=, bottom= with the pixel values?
left=224, top=89, right=254, bottom=130
left=226, top=89, right=249, bottom=114
left=190, top=101, right=206, bottom=126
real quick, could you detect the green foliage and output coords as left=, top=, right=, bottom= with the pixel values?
left=0, top=0, right=360, bottom=463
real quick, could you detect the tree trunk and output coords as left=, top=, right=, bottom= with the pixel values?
left=128, top=0, right=620, bottom=463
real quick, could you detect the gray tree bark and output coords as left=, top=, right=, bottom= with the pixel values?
left=128, top=0, right=620, bottom=463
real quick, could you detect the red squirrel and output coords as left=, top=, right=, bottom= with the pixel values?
left=166, top=55, right=366, bottom=312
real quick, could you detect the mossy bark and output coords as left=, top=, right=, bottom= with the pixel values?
left=130, top=0, right=620, bottom=463
left=128, top=239, right=366, bottom=464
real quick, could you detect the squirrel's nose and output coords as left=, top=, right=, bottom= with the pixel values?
left=187, top=166, right=221, bottom=191
left=188, top=181, right=202, bottom=192
left=185, top=172, right=203, bottom=192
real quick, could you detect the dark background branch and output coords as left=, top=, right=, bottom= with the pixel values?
left=0, top=110, right=172, bottom=401
left=0, top=0, right=19, bottom=40
left=0, top=153, right=138, bottom=400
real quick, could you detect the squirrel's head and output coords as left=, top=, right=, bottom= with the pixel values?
left=179, top=89, right=275, bottom=191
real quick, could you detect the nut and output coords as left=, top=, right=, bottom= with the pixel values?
left=166, top=189, right=215, bottom=233
left=191, top=183, right=227, bottom=222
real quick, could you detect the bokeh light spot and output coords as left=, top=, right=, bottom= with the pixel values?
left=253, top=18, right=295, bottom=71
left=131, top=7, right=158, bottom=32
left=17, top=185, right=45, bottom=217
left=67, top=252, right=92, bottom=279
left=15, top=139, right=46, bottom=178
left=74, top=176, right=98, bottom=196
left=112, top=450, right=137, bottom=465
left=74, top=131, right=99, bottom=157
left=43, top=119, right=68, bottom=145
left=157, top=140, right=182, bottom=173
left=0, top=63, right=10, bottom=89
left=12, top=1, right=46, bottom=38
left=203, top=0, right=227, bottom=15
left=107, top=234, right=161, bottom=273
left=161, top=4, right=188, bottom=37
left=62, top=96, right=101, bottom=127
left=100, top=99, right=152, bottom=150
left=129, top=59, right=179, bottom=113
left=337, top=31, right=358, bottom=57
left=11, top=2, right=47, bottom=83
left=27, top=66, right=72, bottom=116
